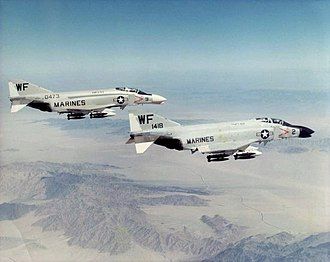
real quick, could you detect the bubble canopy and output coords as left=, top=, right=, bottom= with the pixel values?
left=255, top=117, right=291, bottom=126
left=115, top=87, right=151, bottom=95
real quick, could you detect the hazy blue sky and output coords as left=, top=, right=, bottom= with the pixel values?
left=1, top=0, right=329, bottom=91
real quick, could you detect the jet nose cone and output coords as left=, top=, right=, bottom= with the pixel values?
left=299, top=126, right=314, bottom=138
left=151, top=94, right=167, bottom=104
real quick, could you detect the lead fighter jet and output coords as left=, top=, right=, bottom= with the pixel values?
left=127, top=111, right=314, bottom=162
left=8, top=80, right=166, bottom=120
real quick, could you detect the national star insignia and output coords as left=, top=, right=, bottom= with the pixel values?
left=261, top=129, right=270, bottom=139
left=117, top=96, right=125, bottom=104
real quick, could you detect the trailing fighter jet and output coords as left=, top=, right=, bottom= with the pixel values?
left=127, top=111, right=314, bottom=162
left=8, top=80, right=166, bottom=120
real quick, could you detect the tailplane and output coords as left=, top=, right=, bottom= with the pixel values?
left=135, top=142, right=154, bottom=154
left=10, top=102, right=28, bottom=113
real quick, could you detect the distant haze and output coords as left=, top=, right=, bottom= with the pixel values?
left=1, top=0, right=329, bottom=92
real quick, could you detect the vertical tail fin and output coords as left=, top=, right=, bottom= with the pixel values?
left=128, top=110, right=180, bottom=132
left=128, top=110, right=181, bottom=154
left=9, top=80, right=51, bottom=98
left=8, top=80, right=51, bottom=113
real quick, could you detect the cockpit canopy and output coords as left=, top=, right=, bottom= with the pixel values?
left=256, top=117, right=291, bottom=126
left=115, top=87, right=151, bottom=95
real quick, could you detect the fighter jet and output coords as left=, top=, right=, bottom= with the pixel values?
left=8, top=80, right=166, bottom=120
left=127, top=111, right=314, bottom=162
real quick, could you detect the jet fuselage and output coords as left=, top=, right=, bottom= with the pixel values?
left=128, top=112, right=314, bottom=162
left=9, top=81, right=166, bottom=119
left=153, top=119, right=301, bottom=151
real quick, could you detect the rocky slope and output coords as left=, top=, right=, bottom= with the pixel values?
left=0, top=162, right=243, bottom=259
left=206, top=232, right=329, bottom=262
left=1, top=162, right=328, bottom=261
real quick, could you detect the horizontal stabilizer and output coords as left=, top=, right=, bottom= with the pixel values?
left=126, top=137, right=135, bottom=144
left=127, top=135, right=157, bottom=153
left=135, top=141, right=154, bottom=154
left=11, top=103, right=27, bottom=113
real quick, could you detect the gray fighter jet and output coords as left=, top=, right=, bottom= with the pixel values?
left=127, top=111, right=314, bottom=162
left=8, top=80, right=166, bottom=120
